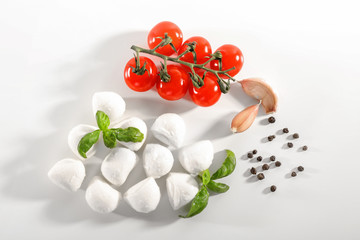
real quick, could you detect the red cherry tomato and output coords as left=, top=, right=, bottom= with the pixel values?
left=189, top=73, right=221, bottom=107
left=156, top=65, right=190, bottom=101
left=148, top=21, right=183, bottom=56
left=124, top=56, right=157, bottom=92
left=210, top=44, right=244, bottom=79
left=178, top=36, right=212, bottom=65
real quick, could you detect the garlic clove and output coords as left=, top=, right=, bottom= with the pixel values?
left=92, top=91, right=126, bottom=126
left=166, top=172, right=199, bottom=210
left=178, top=140, right=214, bottom=175
left=68, top=124, right=98, bottom=160
left=240, top=78, right=278, bottom=114
left=85, top=176, right=121, bottom=213
left=151, top=113, right=186, bottom=149
left=124, top=177, right=161, bottom=213
left=112, top=117, right=147, bottom=151
left=143, top=144, right=174, bottom=179
left=101, top=147, right=137, bottom=186
left=231, top=104, right=259, bottom=133
left=48, top=158, right=86, bottom=192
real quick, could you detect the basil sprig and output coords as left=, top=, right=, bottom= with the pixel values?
left=77, top=110, right=144, bottom=158
left=180, top=149, right=236, bottom=218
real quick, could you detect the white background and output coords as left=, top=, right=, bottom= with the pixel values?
left=1, top=0, right=360, bottom=239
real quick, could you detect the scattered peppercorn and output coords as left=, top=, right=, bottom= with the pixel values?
left=275, top=161, right=281, bottom=167
left=247, top=152, right=253, bottom=158
left=293, top=133, right=299, bottom=139
left=298, top=166, right=304, bottom=172
left=262, top=164, right=269, bottom=170
left=252, top=149, right=257, bottom=154
left=268, top=116, right=276, bottom=123
left=283, top=128, right=289, bottom=133
left=257, top=173, right=265, bottom=180
left=250, top=167, right=257, bottom=175
left=270, top=155, right=276, bottom=161
left=302, top=145, right=308, bottom=151
left=268, top=135, right=276, bottom=141
left=257, top=156, right=263, bottom=161
left=270, top=185, right=277, bottom=192
left=287, top=142, right=293, bottom=148
left=291, top=172, right=297, bottom=177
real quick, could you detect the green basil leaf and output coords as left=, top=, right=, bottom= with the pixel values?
left=207, top=180, right=229, bottom=193
left=113, top=127, right=144, bottom=142
left=211, top=149, right=236, bottom=180
left=77, top=130, right=100, bottom=158
left=103, top=130, right=117, bottom=148
left=179, top=185, right=209, bottom=218
left=200, top=169, right=211, bottom=186
left=96, top=110, right=110, bottom=131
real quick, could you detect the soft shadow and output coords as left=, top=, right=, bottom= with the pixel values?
left=262, top=187, right=271, bottom=194
left=197, top=112, right=235, bottom=140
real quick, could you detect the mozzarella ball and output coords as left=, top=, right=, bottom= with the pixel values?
left=150, top=113, right=185, bottom=148
left=143, top=144, right=174, bottom=179
left=85, top=176, right=121, bottom=214
left=68, top=124, right=98, bottom=160
left=92, top=91, right=126, bottom=125
left=112, top=117, right=147, bottom=151
left=178, top=140, right=214, bottom=175
left=48, top=158, right=86, bottom=192
left=166, top=172, right=199, bottom=210
left=124, top=177, right=160, bottom=213
left=101, top=147, right=137, bottom=186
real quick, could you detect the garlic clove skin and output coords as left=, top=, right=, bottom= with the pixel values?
left=231, top=104, right=259, bottom=133
left=92, top=91, right=126, bottom=126
left=112, top=117, right=147, bottom=151
left=68, top=124, right=98, bottom=160
left=124, top=177, right=161, bottom=213
left=150, top=113, right=186, bottom=149
left=178, top=140, right=214, bottom=175
left=101, top=147, right=137, bottom=186
left=48, top=158, right=86, bottom=192
left=166, top=172, right=199, bottom=210
left=240, top=78, right=278, bottom=114
left=85, top=176, right=121, bottom=214
left=143, top=144, right=174, bottom=179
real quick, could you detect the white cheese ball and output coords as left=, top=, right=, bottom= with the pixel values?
left=166, top=172, right=199, bottom=210
left=85, top=176, right=121, bottom=214
left=48, top=158, right=86, bottom=192
left=143, top=144, right=174, bottom=179
left=112, top=117, right=147, bottom=151
left=150, top=113, right=185, bottom=148
left=92, top=91, right=126, bottom=126
left=124, top=177, right=160, bottom=213
left=178, top=140, right=214, bottom=175
left=101, top=147, right=137, bottom=186
left=68, top=124, right=98, bottom=160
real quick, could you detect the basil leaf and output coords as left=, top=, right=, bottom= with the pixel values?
left=179, top=185, right=209, bottom=218
left=77, top=130, right=100, bottom=158
left=103, top=130, right=117, bottom=148
left=200, top=169, right=211, bottom=186
left=207, top=180, right=229, bottom=193
left=211, top=150, right=236, bottom=180
left=96, top=110, right=110, bottom=131
left=113, top=127, right=144, bottom=142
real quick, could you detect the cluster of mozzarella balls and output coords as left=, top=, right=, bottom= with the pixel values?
left=48, top=92, right=214, bottom=214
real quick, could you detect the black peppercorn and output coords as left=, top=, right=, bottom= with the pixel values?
left=287, top=142, right=293, bottom=148
left=247, top=152, right=253, bottom=158
left=257, top=173, right=265, bottom=180
left=268, top=135, right=276, bottom=141
left=268, top=116, right=276, bottom=123
left=275, top=161, right=281, bottom=167
left=250, top=167, right=257, bottom=175
left=298, top=166, right=304, bottom=172
left=302, top=145, right=308, bottom=151
left=252, top=149, right=257, bottom=154
left=283, top=128, right=289, bottom=133
left=257, top=156, right=263, bottom=161
left=270, top=185, right=277, bottom=192
left=293, top=133, right=299, bottom=139
left=270, top=155, right=276, bottom=161
left=262, top=164, right=269, bottom=170
left=291, top=172, right=297, bottom=177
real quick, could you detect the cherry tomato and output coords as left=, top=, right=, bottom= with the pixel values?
left=156, top=65, right=190, bottom=101
left=178, top=36, right=212, bottom=65
left=210, top=44, right=244, bottom=79
left=124, top=56, right=157, bottom=92
left=189, top=73, right=221, bottom=107
left=148, top=21, right=183, bottom=56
